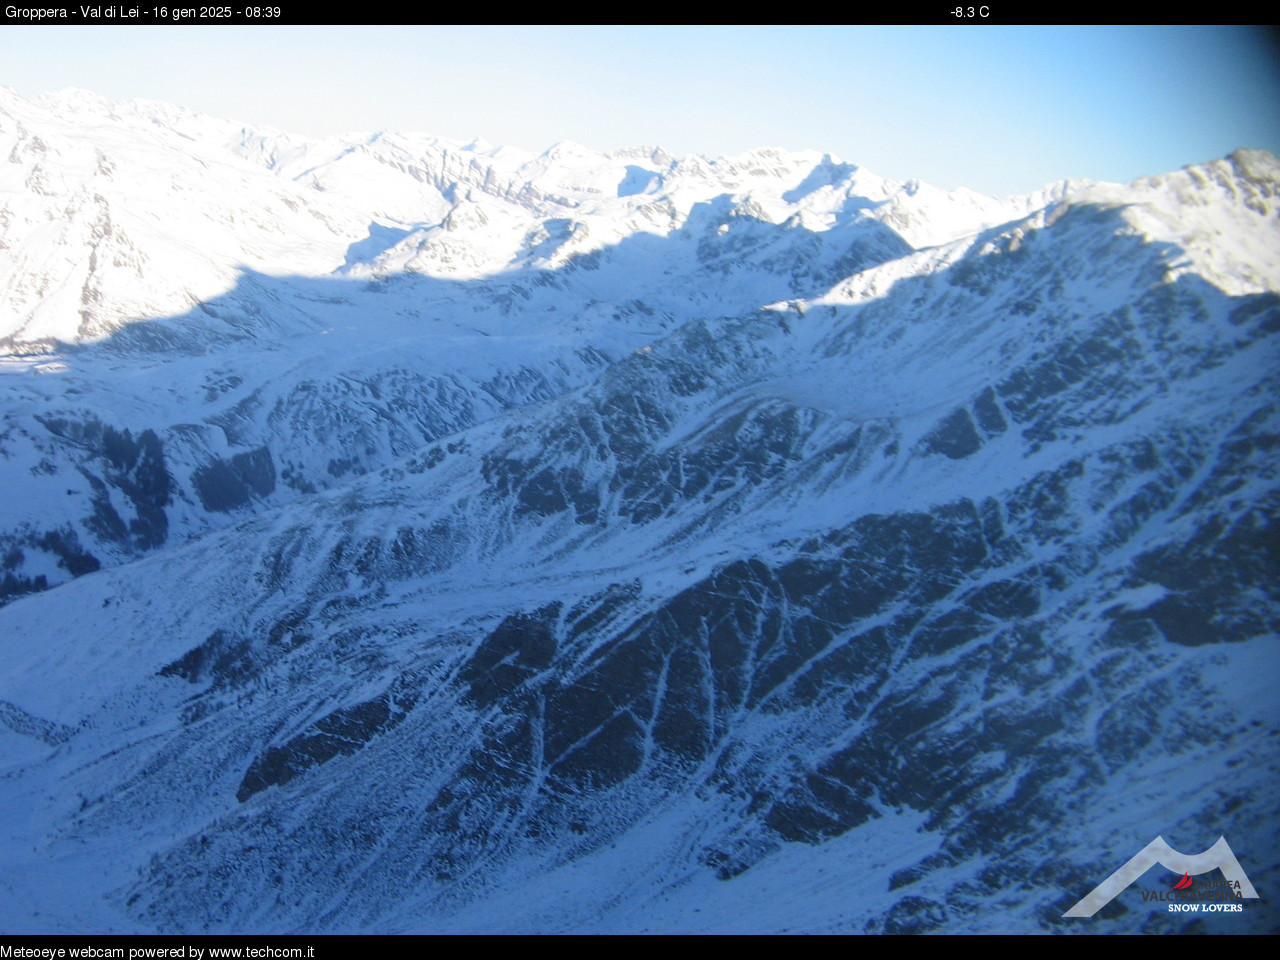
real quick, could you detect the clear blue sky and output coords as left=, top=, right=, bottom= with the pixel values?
left=3, top=25, right=1278, bottom=196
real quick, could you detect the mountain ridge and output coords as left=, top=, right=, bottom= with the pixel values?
left=0, top=88, right=1276, bottom=934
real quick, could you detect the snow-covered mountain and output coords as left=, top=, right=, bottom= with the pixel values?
left=0, top=88, right=1276, bottom=934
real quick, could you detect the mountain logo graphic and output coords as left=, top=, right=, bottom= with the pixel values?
left=1063, top=836, right=1258, bottom=918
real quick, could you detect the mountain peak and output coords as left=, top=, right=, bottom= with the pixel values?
left=1, top=88, right=1276, bottom=935
left=36, top=86, right=114, bottom=113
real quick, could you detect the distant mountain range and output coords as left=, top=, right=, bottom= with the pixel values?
left=0, top=87, right=1276, bottom=933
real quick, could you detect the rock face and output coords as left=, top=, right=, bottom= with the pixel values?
left=0, top=89, right=1277, bottom=934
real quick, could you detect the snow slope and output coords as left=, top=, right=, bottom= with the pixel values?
left=0, top=89, right=1277, bottom=934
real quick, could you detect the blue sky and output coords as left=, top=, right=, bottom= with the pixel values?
left=3, top=25, right=1278, bottom=196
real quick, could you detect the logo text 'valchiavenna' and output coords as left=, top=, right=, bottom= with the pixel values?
left=1063, top=836, right=1258, bottom=918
